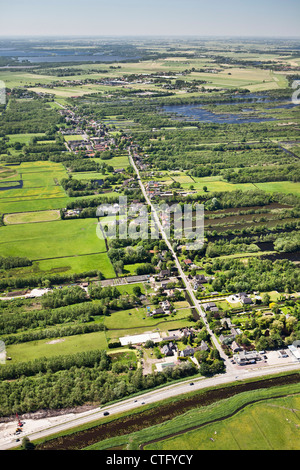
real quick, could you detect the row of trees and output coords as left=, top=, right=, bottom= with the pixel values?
left=0, top=357, right=196, bottom=416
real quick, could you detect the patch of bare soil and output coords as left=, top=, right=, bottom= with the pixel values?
left=46, top=339, right=66, bottom=345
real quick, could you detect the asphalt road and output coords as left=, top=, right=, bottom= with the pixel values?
left=1, top=361, right=300, bottom=450
left=129, top=152, right=233, bottom=371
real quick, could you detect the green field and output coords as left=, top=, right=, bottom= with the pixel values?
left=145, top=394, right=300, bottom=450
left=183, top=176, right=300, bottom=195
left=92, top=154, right=130, bottom=168
left=3, top=301, right=194, bottom=364
left=6, top=133, right=47, bottom=144
left=0, top=161, right=68, bottom=214
left=255, top=181, right=300, bottom=195
left=3, top=209, right=61, bottom=225
left=34, top=252, right=115, bottom=277
left=0, top=218, right=106, bottom=260
left=6, top=330, right=108, bottom=363
left=104, top=304, right=193, bottom=340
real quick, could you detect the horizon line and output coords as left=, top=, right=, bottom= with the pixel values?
left=0, top=34, right=300, bottom=39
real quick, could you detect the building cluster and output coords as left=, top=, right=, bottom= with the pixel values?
left=58, top=108, right=119, bottom=156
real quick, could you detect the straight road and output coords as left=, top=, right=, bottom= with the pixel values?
left=1, top=361, right=300, bottom=450
left=128, top=152, right=234, bottom=371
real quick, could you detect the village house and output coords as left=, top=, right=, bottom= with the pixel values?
left=150, top=307, right=165, bottom=316
left=158, top=269, right=171, bottom=280
left=160, top=300, right=171, bottom=311
left=202, top=302, right=219, bottom=313
left=183, top=259, right=193, bottom=266
left=180, top=346, right=195, bottom=357
left=161, top=342, right=177, bottom=356
left=238, top=293, right=253, bottom=305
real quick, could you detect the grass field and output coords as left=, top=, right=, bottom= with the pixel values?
left=6, top=133, right=47, bottom=144
left=6, top=330, right=108, bottom=363
left=3, top=209, right=61, bottom=225
left=92, top=154, right=130, bottom=169
left=64, top=134, right=85, bottom=141
left=0, top=161, right=68, bottom=213
left=184, top=176, right=300, bottom=195
left=104, top=305, right=192, bottom=336
left=4, top=302, right=193, bottom=364
left=0, top=218, right=106, bottom=260
left=255, top=181, right=300, bottom=195
left=182, top=177, right=257, bottom=193
left=35, top=252, right=115, bottom=277
left=145, top=394, right=300, bottom=450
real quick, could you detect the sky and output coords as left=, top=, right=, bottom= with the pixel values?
left=1, top=0, right=299, bottom=37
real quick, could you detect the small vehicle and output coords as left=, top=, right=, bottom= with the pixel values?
left=103, top=411, right=110, bottom=416
left=141, top=402, right=145, bottom=404
left=189, top=382, right=194, bottom=386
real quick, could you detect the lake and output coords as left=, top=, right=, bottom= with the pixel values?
left=162, top=102, right=276, bottom=124
left=0, top=48, right=140, bottom=63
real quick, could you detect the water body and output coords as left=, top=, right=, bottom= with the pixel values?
left=0, top=48, right=140, bottom=63
left=162, top=102, right=276, bottom=124
left=0, top=180, right=23, bottom=191
left=17, top=55, right=140, bottom=63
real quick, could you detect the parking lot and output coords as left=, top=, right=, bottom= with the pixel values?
left=233, top=348, right=300, bottom=370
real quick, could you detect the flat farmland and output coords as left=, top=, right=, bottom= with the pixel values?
left=0, top=218, right=106, bottom=260
left=105, top=311, right=196, bottom=343
left=0, top=161, right=68, bottom=213
left=64, top=134, right=84, bottom=141
left=35, top=252, right=115, bottom=277
left=255, top=181, right=300, bottom=195
left=6, top=330, right=108, bottom=363
left=182, top=177, right=257, bottom=193
left=6, top=133, right=47, bottom=144
left=92, top=154, right=129, bottom=168
left=145, top=394, right=300, bottom=450
left=3, top=209, right=60, bottom=225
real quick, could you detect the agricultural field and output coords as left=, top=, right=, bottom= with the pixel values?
left=145, top=394, right=300, bottom=450
left=0, top=161, right=68, bottom=214
left=3, top=210, right=61, bottom=225
left=0, top=218, right=106, bottom=260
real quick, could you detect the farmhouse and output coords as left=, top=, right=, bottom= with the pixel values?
left=195, top=274, right=208, bottom=283
left=158, top=269, right=171, bottom=280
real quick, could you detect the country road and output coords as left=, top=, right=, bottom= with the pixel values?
left=128, top=151, right=234, bottom=371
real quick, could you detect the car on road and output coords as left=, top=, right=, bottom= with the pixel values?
left=103, top=411, right=110, bottom=416
left=190, top=382, right=194, bottom=386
